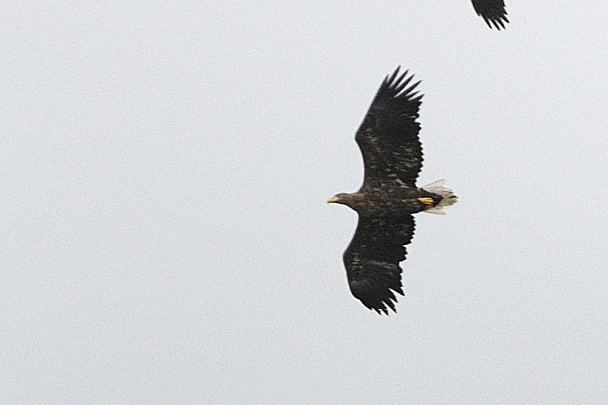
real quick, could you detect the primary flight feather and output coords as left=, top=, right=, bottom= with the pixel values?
left=471, top=0, right=509, bottom=30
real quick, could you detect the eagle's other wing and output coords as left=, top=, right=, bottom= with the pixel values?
left=355, top=67, right=423, bottom=189
left=471, top=0, right=509, bottom=30
left=343, top=214, right=415, bottom=314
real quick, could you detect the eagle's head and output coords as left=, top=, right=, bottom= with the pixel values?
left=327, top=193, right=349, bottom=205
left=327, top=192, right=364, bottom=210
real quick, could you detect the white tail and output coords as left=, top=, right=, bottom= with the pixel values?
left=422, top=179, right=458, bottom=215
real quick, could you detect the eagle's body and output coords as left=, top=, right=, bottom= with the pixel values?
left=329, top=186, right=441, bottom=217
left=471, top=0, right=509, bottom=30
left=328, top=68, right=457, bottom=314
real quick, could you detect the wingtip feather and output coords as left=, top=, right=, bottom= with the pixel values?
left=382, top=67, right=422, bottom=101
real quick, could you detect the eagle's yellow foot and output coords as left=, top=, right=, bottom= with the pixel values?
left=417, top=197, right=435, bottom=208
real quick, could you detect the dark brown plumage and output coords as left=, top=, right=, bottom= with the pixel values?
left=328, top=67, right=457, bottom=314
left=471, top=0, right=509, bottom=30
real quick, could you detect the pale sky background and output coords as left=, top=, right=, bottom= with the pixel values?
left=2, top=1, right=608, bottom=404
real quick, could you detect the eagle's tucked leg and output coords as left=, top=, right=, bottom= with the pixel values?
left=417, top=197, right=435, bottom=208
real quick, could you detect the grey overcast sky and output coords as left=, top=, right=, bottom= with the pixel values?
left=2, top=1, right=608, bottom=404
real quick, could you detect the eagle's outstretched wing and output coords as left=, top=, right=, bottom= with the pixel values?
left=471, top=0, right=509, bottom=30
left=343, top=214, right=415, bottom=314
left=355, top=67, right=423, bottom=189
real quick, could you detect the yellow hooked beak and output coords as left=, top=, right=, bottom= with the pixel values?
left=327, top=196, right=340, bottom=204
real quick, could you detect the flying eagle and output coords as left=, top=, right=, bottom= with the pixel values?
left=327, top=67, right=457, bottom=315
left=471, top=0, right=509, bottom=30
